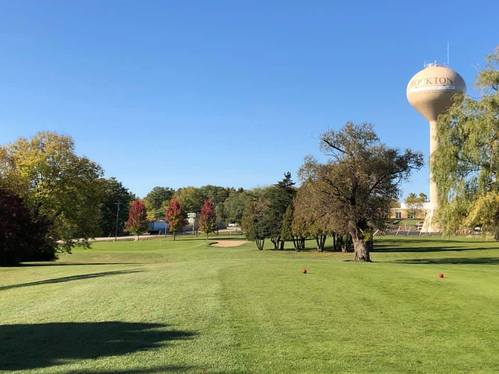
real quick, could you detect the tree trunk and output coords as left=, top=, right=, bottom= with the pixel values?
left=352, top=235, right=371, bottom=262
left=271, top=236, right=281, bottom=249
left=315, top=235, right=326, bottom=252
left=256, top=239, right=265, bottom=250
left=279, top=240, right=285, bottom=250
left=173, top=231, right=176, bottom=241
left=298, top=237, right=306, bottom=251
left=270, top=238, right=277, bottom=249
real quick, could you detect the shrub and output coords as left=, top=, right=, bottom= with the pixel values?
left=0, top=188, right=56, bottom=266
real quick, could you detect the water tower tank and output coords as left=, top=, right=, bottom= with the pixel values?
left=407, top=64, right=466, bottom=122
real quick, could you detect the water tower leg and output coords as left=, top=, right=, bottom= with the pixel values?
left=426, top=121, right=440, bottom=233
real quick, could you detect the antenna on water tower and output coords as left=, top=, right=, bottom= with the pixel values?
left=447, top=40, right=450, bottom=66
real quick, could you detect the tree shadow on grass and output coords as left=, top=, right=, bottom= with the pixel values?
left=392, top=257, right=499, bottom=265
left=18, top=262, right=142, bottom=267
left=372, top=245, right=499, bottom=253
left=0, top=322, right=197, bottom=372
left=0, top=269, right=142, bottom=292
left=377, top=238, right=495, bottom=245
left=68, top=366, right=192, bottom=373
left=393, top=257, right=499, bottom=265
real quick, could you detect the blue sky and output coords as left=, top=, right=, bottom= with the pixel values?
left=0, top=0, right=497, bottom=198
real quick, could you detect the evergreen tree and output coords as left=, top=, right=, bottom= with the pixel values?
left=280, top=205, right=294, bottom=250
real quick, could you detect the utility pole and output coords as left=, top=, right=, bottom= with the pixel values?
left=114, top=202, right=121, bottom=241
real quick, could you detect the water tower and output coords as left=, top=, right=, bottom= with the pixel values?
left=406, top=63, right=466, bottom=232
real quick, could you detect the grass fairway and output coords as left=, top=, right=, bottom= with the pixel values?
left=1, top=236, right=498, bottom=373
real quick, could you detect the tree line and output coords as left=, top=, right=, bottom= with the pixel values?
left=0, top=132, right=251, bottom=265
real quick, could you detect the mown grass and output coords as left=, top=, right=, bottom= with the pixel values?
left=1, top=236, right=498, bottom=373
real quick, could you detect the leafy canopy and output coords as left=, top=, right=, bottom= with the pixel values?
left=434, top=48, right=498, bottom=238
left=0, top=132, right=103, bottom=251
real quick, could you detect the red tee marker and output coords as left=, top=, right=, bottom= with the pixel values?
left=439, top=273, right=445, bottom=279
left=301, top=268, right=308, bottom=274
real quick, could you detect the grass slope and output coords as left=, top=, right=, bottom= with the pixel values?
left=1, top=236, right=498, bottom=373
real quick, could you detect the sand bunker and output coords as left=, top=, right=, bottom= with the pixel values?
left=210, top=240, right=248, bottom=248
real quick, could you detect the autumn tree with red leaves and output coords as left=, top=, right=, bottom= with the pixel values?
left=166, top=198, right=186, bottom=240
left=199, top=199, right=216, bottom=239
left=126, top=199, right=148, bottom=239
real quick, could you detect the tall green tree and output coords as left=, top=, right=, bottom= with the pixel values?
left=223, top=189, right=248, bottom=224
left=173, top=187, right=203, bottom=213
left=144, top=186, right=174, bottom=220
left=266, top=172, right=296, bottom=249
left=241, top=191, right=272, bottom=250
left=0, top=132, right=103, bottom=251
left=99, top=178, right=135, bottom=237
left=215, top=203, right=226, bottom=230
left=198, top=185, right=233, bottom=206
left=280, top=205, right=295, bottom=249
left=434, top=48, right=499, bottom=239
left=292, top=181, right=331, bottom=252
left=316, top=122, right=423, bottom=261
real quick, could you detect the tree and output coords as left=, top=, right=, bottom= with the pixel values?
left=280, top=205, right=294, bottom=250
left=215, top=203, right=226, bottom=231
left=199, top=199, right=216, bottom=239
left=144, top=186, right=174, bottom=220
left=0, top=132, right=103, bottom=252
left=241, top=174, right=295, bottom=251
left=126, top=200, right=148, bottom=239
left=434, top=48, right=499, bottom=239
left=0, top=188, right=56, bottom=266
left=266, top=173, right=296, bottom=249
left=241, top=192, right=272, bottom=250
left=99, top=178, right=135, bottom=237
left=315, top=122, right=423, bottom=261
left=198, top=185, right=232, bottom=206
left=404, top=192, right=427, bottom=219
left=223, top=189, right=248, bottom=224
left=166, top=198, right=187, bottom=240
left=173, top=187, right=203, bottom=213
left=292, top=181, right=331, bottom=252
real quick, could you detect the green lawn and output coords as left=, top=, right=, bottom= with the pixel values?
left=1, top=236, right=498, bottom=373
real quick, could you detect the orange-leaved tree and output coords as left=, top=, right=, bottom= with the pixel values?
left=165, top=198, right=186, bottom=240
left=199, top=199, right=216, bottom=239
left=126, top=199, right=148, bottom=240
